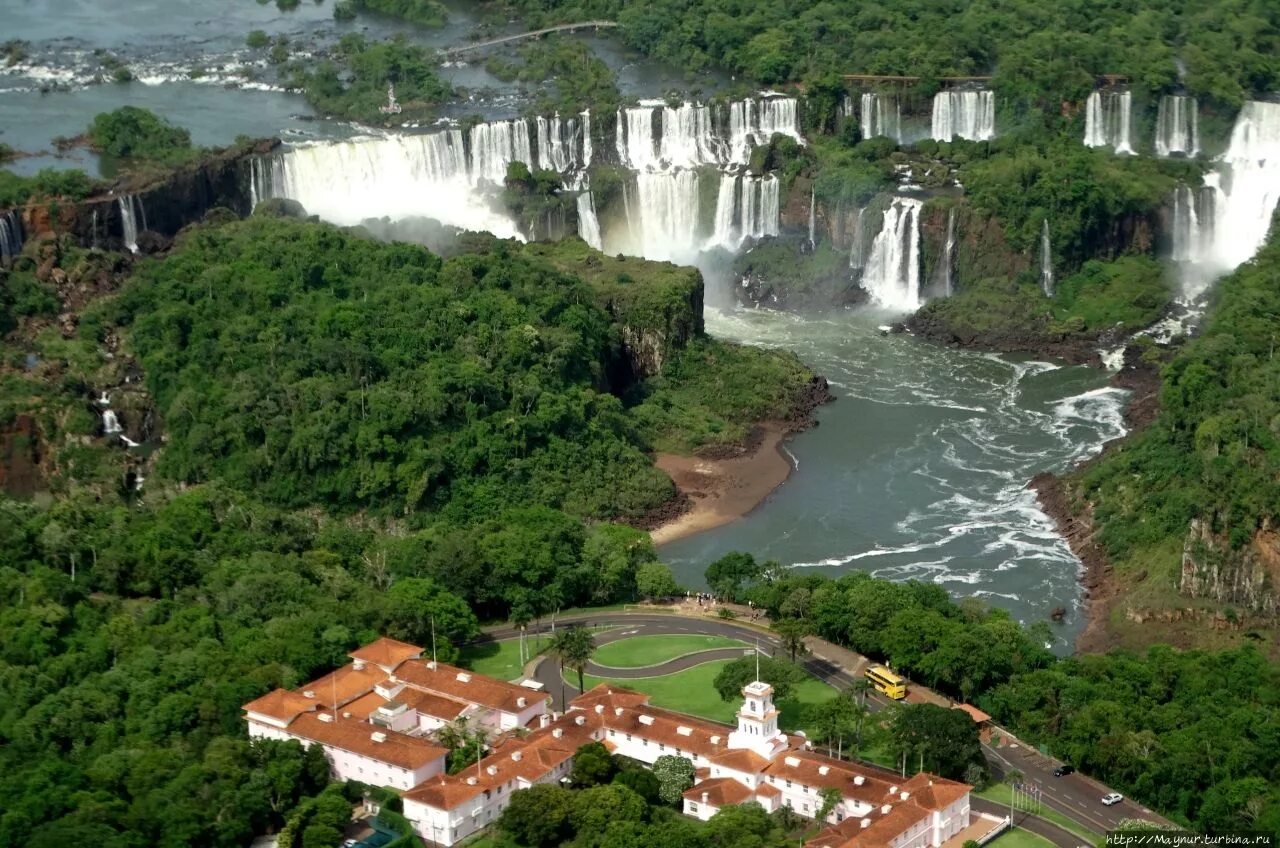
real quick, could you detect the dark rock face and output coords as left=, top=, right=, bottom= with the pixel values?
left=15, top=139, right=278, bottom=253
left=0, top=414, right=44, bottom=497
left=1181, top=519, right=1280, bottom=616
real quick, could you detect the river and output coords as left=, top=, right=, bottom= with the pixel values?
left=2, top=1, right=1129, bottom=650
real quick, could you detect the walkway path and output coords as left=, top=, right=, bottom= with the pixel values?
left=440, top=21, right=618, bottom=56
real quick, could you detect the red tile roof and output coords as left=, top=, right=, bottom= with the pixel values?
left=349, top=637, right=423, bottom=671
left=684, top=776, right=755, bottom=807
left=243, top=688, right=318, bottom=724
left=708, top=748, right=772, bottom=774
left=395, top=659, right=539, bottom=714
left=286, top=712, right=447, bottom=770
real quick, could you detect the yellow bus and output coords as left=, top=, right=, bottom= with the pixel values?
left=864, top=665, right=907, bottom=700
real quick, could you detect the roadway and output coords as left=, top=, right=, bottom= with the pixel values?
left=481, top=610, right=1168, bottom=837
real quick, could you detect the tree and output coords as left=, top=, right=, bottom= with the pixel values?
left=612, top=768, right=661, bottom=804
left=569, top=783, right=648, bottom=837
left=713, top=655, right=804, bottom=702
left=382, top=577, right=478, bottom=659
left=551, top=624, right=596, bottom=694
left=570, top=741, right=617, bottom=788
left=703, top=802, right=784, bottom=848
left=652, top=755, right=695, bottom=805
left=581, top=523, right=655, bottom=604
left=817, top=786, right=843, bottom=822
left=636, top=561, right=681, bottom=601
left=890, top=704, right=986, bottom=781
left=705, top=552, right=761, bottom=601
left=773, top=616, right=810, bottom=662
left=499, top=783, right=574, bottom=848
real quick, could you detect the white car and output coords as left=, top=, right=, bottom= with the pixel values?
left=1101, top=793, right=1124, bottom=806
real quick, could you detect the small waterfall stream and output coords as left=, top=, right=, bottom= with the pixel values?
left=862, top=197, right=923, bottom=310
left=938, top=206, right=957, bottom=296
left=1155, top=95, right=1199, bottom=158
left=0, top=210, right=23, bottom=265
left=1039, top=220, right=1055, bottom=297
left=860, top=92, right=902, bottom=142
left=931, top=90, right=995, bottom=141
left=1084, top=91, right=1134, bottom=154
left=118, top=194, right=147, bottom=253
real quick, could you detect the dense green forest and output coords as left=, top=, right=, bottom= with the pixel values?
left=705, top=553, right=1280, bottom=833
left=490, top=0, right=1280, bottom=109
left=1071, top=225, right=1280, bottom=602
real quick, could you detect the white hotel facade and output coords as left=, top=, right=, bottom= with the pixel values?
left=243, top=637, right=974, bottom=848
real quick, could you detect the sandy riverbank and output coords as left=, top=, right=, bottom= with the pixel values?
left=648, top=424, right=795, bottom=546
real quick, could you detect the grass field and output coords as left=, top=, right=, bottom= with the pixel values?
left=591, top=634, right=748, bottom=668
left=459, top=637, right=544, bottom=681
left=987, top=827, right=1058, bottom=848
left=977, top=784, right=1102, bottom=842
left=570, top=658, right=836, bottom=730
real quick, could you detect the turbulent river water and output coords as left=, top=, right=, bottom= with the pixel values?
left=4, top=2, right=1140, bottom=650
left=664, top=306, right=1127, bottom=649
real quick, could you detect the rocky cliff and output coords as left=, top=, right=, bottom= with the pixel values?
left=12, top=139, right=276, bottom=253
left=1181, top=519, right=1280, bottom=616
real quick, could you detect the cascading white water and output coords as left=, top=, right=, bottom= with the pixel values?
left=1155, top=95, right=1199, bottom=158
left=629, top=171, right=702, bottom=263
left=0, top=210, right=23, bottom=264
left=862, top=197, right=923, bottom=310
left=253, top=131, right=525, bottom=239
left=727, top=97, right=803, bottom=164
left=938, top=206, right=957, bottom=296
left=618, top=96, right=803, bottom=170
left=1040, top=220, right=1055, bottom=297
left=1171, top=183, right=1218, bottom=265
left=1083, top=91, right=1134, bottom=154
left=470, top=119, right=533, bottom=184
left=808, top=188, right=816, bottom=249
left=102, top=409, right=122, bottom=435
left=860, top=92, right=901, bottom=142
left=580, top=110, right=593, bottom=168
left=576, top=190, right=603, bottom=251
left=931, top=91, right=995, bottom=141
left=1190, top=101, right=1280, bottom=283
left=118, top=194, right=146, bottom=253
left=848, top=207, right=867, bottom=270
left=535, top=114, right=579, bottom=173
left=701, top=174, right=779, bottom=252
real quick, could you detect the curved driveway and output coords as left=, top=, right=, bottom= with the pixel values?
left=479, top=610, right=1165, bottom=839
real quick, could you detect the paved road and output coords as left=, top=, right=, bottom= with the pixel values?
left=480, top=611, right=1165, bottom=835
left=440, top=20, right=618, bottom=56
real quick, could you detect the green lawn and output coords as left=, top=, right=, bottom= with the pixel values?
left=987, top=827, right=1058, bottom=848
left=592, top=634, right=748, bottom=669
left=570, top=658, right=836, bottom=731
left=459, top=637, right=545, bottom=681
left=977, top=784, right=1102, bottom=842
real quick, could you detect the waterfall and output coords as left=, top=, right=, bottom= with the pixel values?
left=848, top=207, right=867, bottom=270
left=576, top=192, right=602, bottom=250
left=102, top=409, right=123, bottom=435
left=118, top=194, right=147, bottom=253
left=862, top=197, right=923, bottom=310
left=619, top=96, right=802, bottom=170
left=704, top=174, right=779, bottom=252
left=0, top=210, right=23, bottom=265
left=629, top=171, right=703, bottom=263
left=1155, top=95, right=1199, bottom=158
left=534, top=114, right=580, bottom=173
left=1195, top=101, right=1280, bottom=279
left=1171, top=183, right=1218, bottom=264
left=1084, top=91, right=1134, bottom=154
left=581, top=110, right=593, bottom=168
left=707, top=173, right=739, bottom=250
left=931, top=91, right=995, bottom=141
left=470, top=119, right=534, bottom=184
left=808, top=188, right=816, bottom=249
left=1040, top=220, right=1055, bottom=297
left=253, top=132, right=525, bottom=239
left=727, top=97, right=804, bottom=164
left=860, top=92, right=901, bottom=142
left=938, top=206, right=957, bottom=296
left=659, top=102, right=724, bottom=169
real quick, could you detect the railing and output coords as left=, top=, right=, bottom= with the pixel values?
left=440, top=21, right=618, bottom=56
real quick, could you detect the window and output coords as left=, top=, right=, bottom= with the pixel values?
left=626, top=734, right=632, bottom=741
left=690, top=803, right=698, bottom=812
left=786, top=780, right=792, bottom=788
left=659, top=744, right=665, bottom=751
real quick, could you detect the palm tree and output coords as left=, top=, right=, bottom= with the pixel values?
left=550, top=624, right=596, bottom=694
